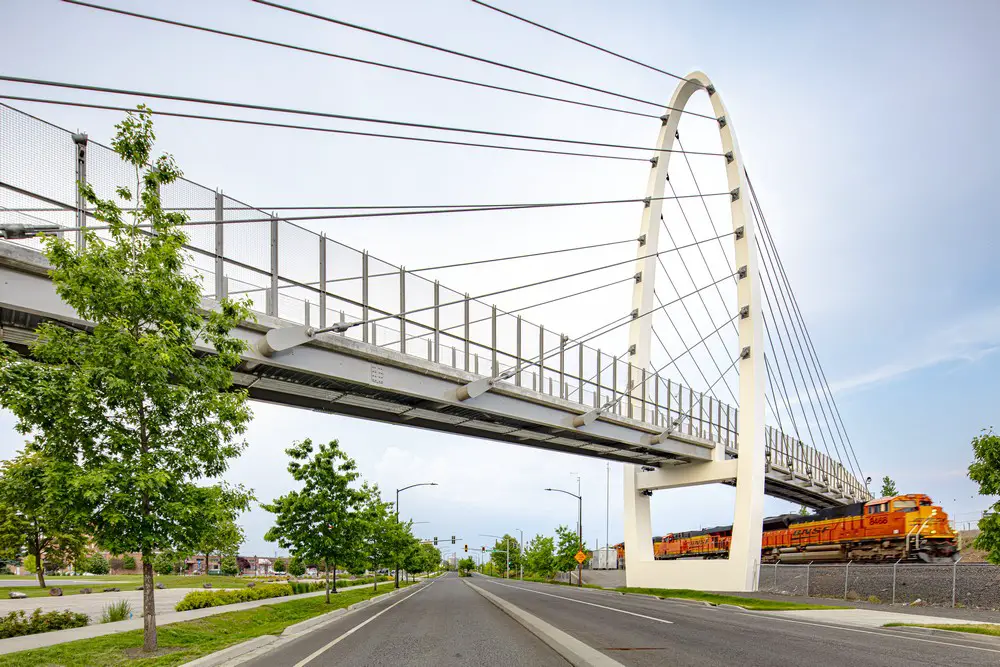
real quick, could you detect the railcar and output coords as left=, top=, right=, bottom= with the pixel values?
left=613, top=493, right=957, bottom=564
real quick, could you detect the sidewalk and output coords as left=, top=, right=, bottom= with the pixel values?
left=0, top=580, right=398, bottom=655
left=754, top=607, right=1000, bottom=629
left=724, top=590, right=1000, bottom=624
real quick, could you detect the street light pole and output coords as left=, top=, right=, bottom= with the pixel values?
left=516, top=528, right=524, bottom=580
left=395, top=482, right=437, bottom=588
left=545, top=486, right=583, bottom=587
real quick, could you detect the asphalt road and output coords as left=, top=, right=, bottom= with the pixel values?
left=243, top=573, right=1000, bottom=666
left=241, top=573, right=568, bottom=667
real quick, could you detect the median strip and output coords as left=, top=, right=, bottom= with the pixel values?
left=465, top=580, right=626, bottom=667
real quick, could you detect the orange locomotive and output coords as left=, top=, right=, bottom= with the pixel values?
left=614, top=494, right=958, bottom=564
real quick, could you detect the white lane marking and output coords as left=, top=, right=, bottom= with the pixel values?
left=483, top=580, right=673, bottom=625
left=746, top=613, right=1000, bottom=655
left=292, top=582, right=434, bottom=667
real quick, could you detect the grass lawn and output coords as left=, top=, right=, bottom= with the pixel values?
left=615, top=587, right=846, bottom=611
left=0, top=575, right=256, bottom=598
left=0, top=581, right=411, bottom=666
left=884, top=623, right=1000, bottom=637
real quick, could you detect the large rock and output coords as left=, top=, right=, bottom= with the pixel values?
left=203, top=583, right=212, bottom=589
left=103, top=587, right=120, bottom=592
left=48, top=588, right=63, bottom=596
left=156, top=583, right=165, bottom=590
left=79, top=588, right=92, bottom=594
left=8, top=592, right=26, bottom=599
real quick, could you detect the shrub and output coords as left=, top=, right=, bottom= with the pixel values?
left=288, top=556, right=305, bottom=577
left=22, top=555, right=36, bottom=574
left=122, top=555, right=136, bottom=571
left=100, top=600, right=133, bottom=623
left=109, top=558, right=124, bottom=572
left=290, top=581, right=326, bottom=595
left=153, top=552, right=175, bottom=576
left=81, top=554, right=109, bottom=575
left=0, top=609, right=89, bottom=638
left=174, top=583, right=293, bottom=611
left=274, top=558, right=286, bottom=573
left=220, top=555, right=238, bottom=577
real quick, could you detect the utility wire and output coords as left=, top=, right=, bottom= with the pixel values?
left=0, top=77, right=726, bottom=157
left=0, top=95, right=651, bottom=163
left=748, top=171, right=863, bottom=476
left=468, top=0, right=704, bottom=88
left=252, top=0, right=718, bottom=121
left=61, top=0, right=663, bottom=122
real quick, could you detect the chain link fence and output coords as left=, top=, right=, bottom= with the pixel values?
left=758, top=562, right=1000, bottom=609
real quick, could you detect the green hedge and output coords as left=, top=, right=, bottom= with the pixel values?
left=175, top=583, right=292, bottom=611
left=290, top=581, right=326, bottom=595
left=0, top=609, right=90, bottom=638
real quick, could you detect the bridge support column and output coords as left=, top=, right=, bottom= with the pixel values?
left=622, top=71, right=765, bottom=593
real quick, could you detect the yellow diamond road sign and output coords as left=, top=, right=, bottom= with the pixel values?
left=574, top=551, right=587, bottom=564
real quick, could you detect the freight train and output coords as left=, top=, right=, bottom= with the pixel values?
left=614, top=493, right=958, bottom=564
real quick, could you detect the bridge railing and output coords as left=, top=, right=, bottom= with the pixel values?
left=0, top=103, right=867, bottom=501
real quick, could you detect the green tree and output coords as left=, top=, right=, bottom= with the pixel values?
left=969, top=428, right=1000, bottom=564
left=880, top=476, right=898, bottom=497
left=554, top=525, right=586, bottom=573
left=523, top=535, right=556, bottom=578
left=153, top=552, right=175, bottom=576
left=123, top=555, right=137, bottom=571
left=797, top=505, right=809, bottom=516
left=0, top=450, right=88, bottom=588
left=488, top=534, right=520, bottom=575
left=273, top=558, right=287, bottom=574
left=263, top=439, right=369, bottom=602
left=288, top=555, right=305, bottom=577
left=22, top=554, right=37, bottom=574
left=457, top=557, right=475, bottom=575
left=0, top=108, right=254, bottom=652
left=198, top=497, right=245, bottom=572
left=361, top=490, right=408, bottom=591
left=219, top=554, right=239, bottom=576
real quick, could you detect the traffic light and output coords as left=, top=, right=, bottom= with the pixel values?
left=481, top=546, right=485, bottom=552
left=464, top=544, right=468, bottom=553
left=433, top=537, right=438, bottom=545
left=451, top=535, right=455, bottom=545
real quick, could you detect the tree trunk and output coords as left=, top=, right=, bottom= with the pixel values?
left=332, top=563, right=337, bottom=594
left=373, top=568, right=378, bottom=592
left=324, top=559, right=330, bottom=604
left=36, top=555, right=46, bottom=589
left=142, top=556, right=157, bottom=652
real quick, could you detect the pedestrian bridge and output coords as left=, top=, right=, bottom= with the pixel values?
left=1, top=61, right=870, bottom=592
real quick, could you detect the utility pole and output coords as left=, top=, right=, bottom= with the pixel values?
left=545, top=483, right=584, bottom=587
left=395, top=482, right=437, bottom=588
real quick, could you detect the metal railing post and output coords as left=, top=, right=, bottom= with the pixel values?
left=539, top=325, right=545, bottom=393
left=399, top=267, right=406, bottom=354
left=318, top=233, right=327, bottom=328
left=433, top=280, right=440, bottom=362
left=578, top=343, right=585, bottom=404
left=640, top=368, right=647, bottom=422
left=491, top=305, right=498, bottom=377
left=362, top=251, right=369, bottom=343
left=464, top=293, right=470, bottom=371
left=595, top=349, right=602, bottom=408
left=666, top=378, right=672, bottom=423
left=611, top=355, right=618, bottom=414
left=515, top=315, right=522, bottom=387
left=268, top=215, right=279, bottom=317
left=214, top=191, right=224, bottom=299
left=72, top=132, right=88, bottom=250
left=653, top=372, right=660, bottom=426
left=559, top=334, right=567, bottom=399
left=626, top=361, right=634, bottom=418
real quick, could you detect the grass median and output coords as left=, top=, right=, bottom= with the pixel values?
left=884, top=623, right=1000, bottom=637
left=0, top=581, right=412, bottom=666
left=615, top=587, right=846, bottom=610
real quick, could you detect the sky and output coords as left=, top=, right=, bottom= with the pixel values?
left=1, top=0, right=998, bottom=557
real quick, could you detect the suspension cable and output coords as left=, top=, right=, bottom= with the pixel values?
left=0, top=78, right=726, bottom=158
left=61, top=0, right=664, bottom=121
left=652, top=290, right=730, bottom=404
left=468, top=0, right=704, bottom=88
left=0, top=95, right=653, bottom=164
left=251, top=0, right=719, bottom=121
left=762, top=314, right=802, bottom=441
left=667, top=354, right=741, bottom=433
left=650, top=323, right=703, bottom=401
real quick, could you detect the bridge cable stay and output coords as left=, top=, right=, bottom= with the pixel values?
left=762, top=319, right=802, bottom=441
left=59, top=0, right=663, bottom=121
left=250, top=0, right=718, bottom=120
left=386, top=275, right=638, bottom=351
left=663, top=353, right=743, bottom=436
left=467, top=0, right=706, bottom=88
left=574, top=311, right=741, bottom=427
left=0, top=83, right=728, bottom=158
left=751, top=205, right=852, bottom=477
left=0, top=95, right=656, bottom=164
left=748, top=172, right=863, bottom=476
left=649, top=319, right=708, bottom=402
left=747, top=174, right=864, bottom=479
left=454, top=271, right=738, bottom=401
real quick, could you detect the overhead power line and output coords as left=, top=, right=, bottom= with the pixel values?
left=251, top=0, right=718, bottom=121
left=468, top=0, right=704, bottom=88
left=60, top=0, right=663, bottom=121
left=0, top=77, right=725, bottom=158
left=0, top=95, right=652, bottom=163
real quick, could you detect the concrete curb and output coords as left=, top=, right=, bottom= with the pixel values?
left=180, top=636, right=279, bottom=667
left=464, top=580, right=625, bottom=667
left=717, top=603, right=749, bottom=611
left=664, top=598, right=716, bottom=608
left=883, top=625, right=1000, bottom=644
